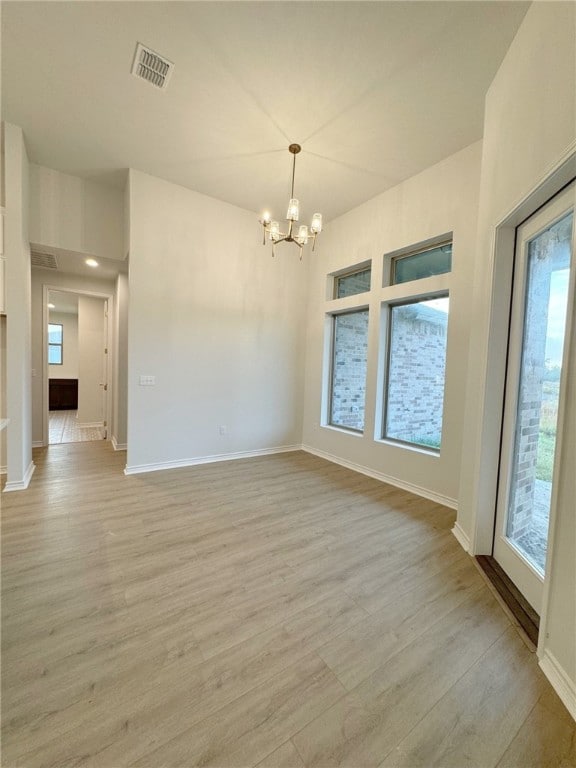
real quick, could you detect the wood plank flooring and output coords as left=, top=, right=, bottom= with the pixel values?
left=1, top=443, right=574, bottom=767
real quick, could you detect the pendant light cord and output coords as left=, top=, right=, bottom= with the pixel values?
left=291, top=152, right=296, bottom=198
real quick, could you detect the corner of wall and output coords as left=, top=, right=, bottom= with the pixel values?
left=4, top=122, right=34, bottom=487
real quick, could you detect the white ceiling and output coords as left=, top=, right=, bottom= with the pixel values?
left=32, top=245, right=127, bottom=280
left=2, top=1, right=529, bottom=223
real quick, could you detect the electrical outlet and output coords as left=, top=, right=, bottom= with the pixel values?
left=139, top=375, right=155, bottom=386
left=218, top=425, right=228, bottom=436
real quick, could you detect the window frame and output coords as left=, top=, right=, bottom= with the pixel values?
left=385, top=234, right=452, bottom=288
left=381, top=292, right=450, bottom=452
left=376, top=234, right=454, bottom=453
left=328, top=307, right=370, bottom=434
left=48, top=322, right=63, bottom=366
left=333, top=265, right=372, bottom=300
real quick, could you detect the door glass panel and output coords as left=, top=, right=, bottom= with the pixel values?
left=506, top=211, right=573, bottom=572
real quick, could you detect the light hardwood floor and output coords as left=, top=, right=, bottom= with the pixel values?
left=2, top=443, right=574, bottom=767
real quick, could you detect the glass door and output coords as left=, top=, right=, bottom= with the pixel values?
left=494, top=183, right=575, bottom=613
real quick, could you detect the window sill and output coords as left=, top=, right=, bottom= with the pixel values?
left=322, top=424, right=365, bottom=438
left=375, top=438, right=440, bottom=457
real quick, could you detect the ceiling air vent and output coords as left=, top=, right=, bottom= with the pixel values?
left=131, top=43, right=174, bottom=90
left=31, top=251, right=58, bottom=270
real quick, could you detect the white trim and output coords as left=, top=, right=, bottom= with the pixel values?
left=492, top=183, right=575, bottom=613
left=77, top=421, right=104, bottom=429
left=539, top=650, right=576, bottom=722
left=3, top=461, right=36, bottom=492
left=451, top=522, right=470, bottom=552
left=301, top=444, right=457, bottom=510
left=323, top=424, right=364, bottom=439
left=124, top=445, right=302, bottom=476
left=111, top=436, right=127, bottom=451
left=494, top=140, right=576, bottom=231
left=467, top=148, right=576, bottom=556
left=0, top=417, right=9, bottom=431
left=0, top=465, right=6, bottom=476
left=32, top=441, right=44, bottom=448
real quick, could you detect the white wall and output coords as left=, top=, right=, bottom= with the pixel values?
left=457, top=2, right=576, bottom=717
left=48, top=310, right=78, bottom=379
left=301, top=142, right=482, bottom=507
left=543, top=302, right=576, bottom=709
left=0, top=315, right=6, bottom=473
left=77, top=295, right=106, bottom=425
left=31, top=269, right=115, bottom=444
left=123, top=174, right=130, bottom=261
left=126, top=169, right=306, bottom=471
left=112, top=272, right=128, bottom=449
left=29, top=164, right=124, bottom=261
left=3, top=122, right=32, bottom=490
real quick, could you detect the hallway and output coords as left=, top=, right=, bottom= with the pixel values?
left=48, top=409, right=105, bottom=444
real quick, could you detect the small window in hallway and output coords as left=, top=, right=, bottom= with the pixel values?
left=48, top=323, right=63, bottom=365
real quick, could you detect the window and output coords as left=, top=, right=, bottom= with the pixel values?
left=384, top=296, right=449, bottom=450
left=335, top=267, right=371, bottom=298
left=392, top=242, right=452, bottom=285
left=48, top=323, right=63, bottom=365
left=329, top=309, right=369, bottom=432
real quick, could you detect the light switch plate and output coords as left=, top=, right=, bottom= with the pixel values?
left=139, top=375, right=155, bottom=386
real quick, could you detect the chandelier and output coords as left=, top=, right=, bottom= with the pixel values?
left=259, top=143, right=323, bottom=258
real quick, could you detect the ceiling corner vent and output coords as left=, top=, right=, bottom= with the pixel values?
left=131, top=43, right=174, bottom=90
left=31, top=251, right=58, bottom=270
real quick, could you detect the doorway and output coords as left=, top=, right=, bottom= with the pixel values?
left=493, top=183, right=575, bottom=614
left=44, top=288, right=110, bottom=446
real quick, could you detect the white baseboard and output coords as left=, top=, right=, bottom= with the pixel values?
left=451, top=522, right=471, bottom=552
left=539, top=649, right=576, bottom=722
left=32, top=441, right=44, bottom=448
left=77, top=421, right=104, bottom=429
left=301, top=444, right=458, bottom=510
left=3, top=461, right=36, bottom=492
left=124, top=444, right=301, bottom=476
left=111, top=436, right=127, bottom=452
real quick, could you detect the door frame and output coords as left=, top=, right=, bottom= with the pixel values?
left=493, top=185, right=575, bottom=612
left=465, top=142, right=575, bottom=656
left=42, top=285, right=114, bottom=447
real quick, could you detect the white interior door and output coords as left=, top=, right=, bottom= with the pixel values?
left=77, top=295, right=108, bottom=432
left=494, top=183, right=575, bottom=612
left=101, top=300, right=108, bottom=439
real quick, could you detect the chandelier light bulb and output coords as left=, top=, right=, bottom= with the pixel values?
left=269, top=221, right=280, bottom=241
left=287, top=198, right=299, bottom=222
left=262, top=211, right=271, bottom=224
left=311, top=213, right=323, bottom=234
left=298, top=225, right=309, bottom=245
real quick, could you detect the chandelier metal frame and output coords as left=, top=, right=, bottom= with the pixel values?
left=259, top=144, right=322, bottom=258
